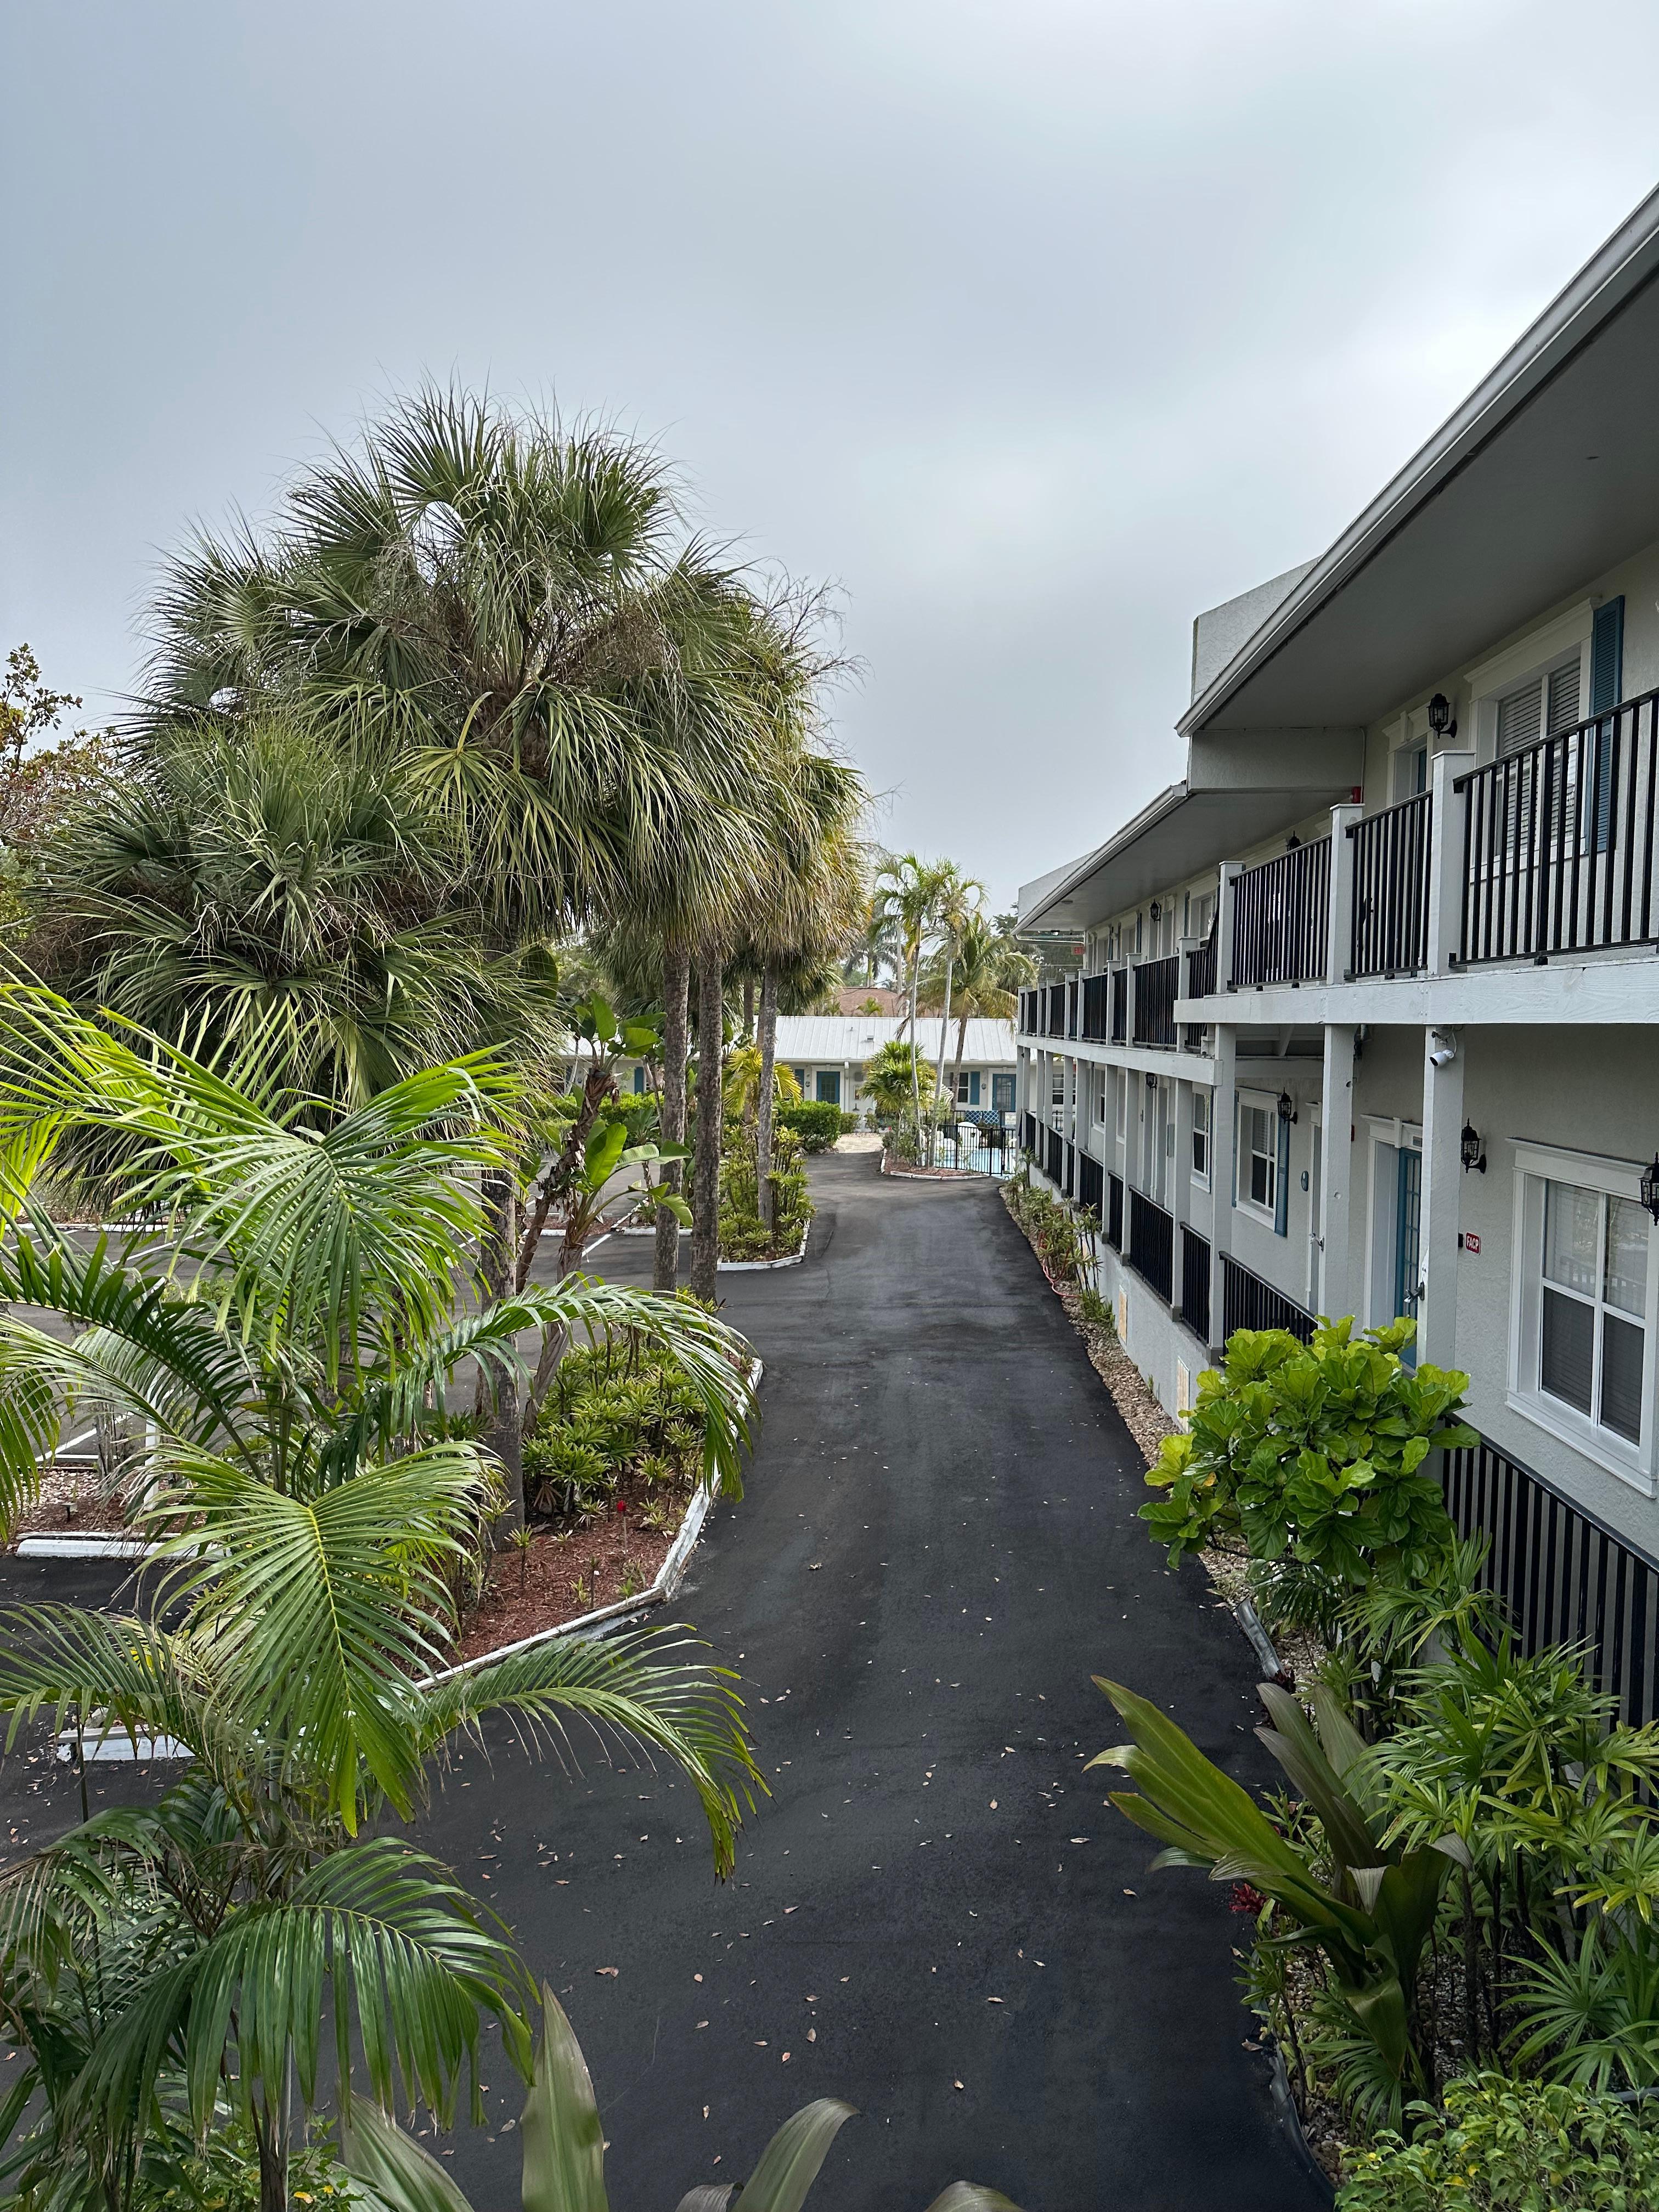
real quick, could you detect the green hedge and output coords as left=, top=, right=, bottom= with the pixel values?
left=777, top=1100, right=853, bottom=1152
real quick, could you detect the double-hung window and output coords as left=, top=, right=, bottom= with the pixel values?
left=1050, top=1058, right=1064, bottom=1107
left=1238, top=1096, right=1278, bottom=1223
left=1192, top=1088, right=1211, bottom=1183
left=1511, top=1143, right=1657, bottom=1489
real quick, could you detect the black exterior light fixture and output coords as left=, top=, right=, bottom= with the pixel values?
left=1277, top=1090, right=1297, bottom=1125
left=1427, top=692, right=1459, bottom=741
left=1460, top=1121, right=1487, bottom=1174
left=1642, top=1154, right=1659, bottom=1223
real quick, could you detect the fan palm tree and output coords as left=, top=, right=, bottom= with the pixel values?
left=30, top=716, right=557, bottom=1110
left=922, top=867, right=986, bottom=1128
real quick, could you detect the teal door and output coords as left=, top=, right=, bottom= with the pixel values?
left=816, top=1069, right=841, bottom=1105
left=1395, top=1147, right=1422, bottom=1367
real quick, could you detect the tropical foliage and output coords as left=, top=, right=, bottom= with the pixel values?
left=340, top=1984, right=1022, bottom=2212
left=1141, top=1319, right=1476, bottom=1590
left=1337, top=2072, right=1659, bottom=2209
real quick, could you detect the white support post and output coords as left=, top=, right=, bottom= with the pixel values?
left=1418, top=1026, right=1465, bottom=1367
left=1215, top=863, right=1243, bottom=994
left=1426, top=748, right=1476, bottom=978
left=1318, top=1024, right=1356, bottom=1323
left=1172, top=1077, right=1194, bottom=1236
left=1208, top=1023, right=1237, bottom=1349
left=1327, top=803, right=1364, bottom=983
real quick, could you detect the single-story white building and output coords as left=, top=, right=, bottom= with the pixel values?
left=773, top=1014, right=1017, bottom=1115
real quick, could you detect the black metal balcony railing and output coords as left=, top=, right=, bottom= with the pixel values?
left=1022, top=1109, right=1037, bottom=1156
left=1186, top=932, right=1217, bottom=1000
left=1077, top=1151, right=1104, bottom=1218
left=1065, top=978, right=1080, bottom=1040
left=1349, top=791, right=1432, bottom=978
left=1180, top=1226, right=1211, bottom=1342
left=1458, top=686, right=1659, bottom=966
left=1443, top=1436, right=1657, bottom=1730
left=1131, top=952, right=1180, bottom=1046
left=1105, top=1171, right=1124, bottom=1252
left=1109, top=967, right=1128, bottom=1044
left=1183, top=932, right=1217, bottom=1052
left=1220, top=1254, right=1315, bottom=1343
left=1045, top=981, right=1066, bottom=1035
left=1081, top=972, right=1110, bottom=1041
left=1127, top=1190, right=1175, bottom=1303
left=1019, top=988, right=1038, bottom=1035
left=1231, top=837, right=1331, bottom=988
left=1045, top=1126, right=1063, bottom=1184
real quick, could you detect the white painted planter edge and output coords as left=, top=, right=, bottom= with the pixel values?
left=53, top=1356, right=763, bottom=1759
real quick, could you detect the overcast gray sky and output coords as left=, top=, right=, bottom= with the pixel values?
left=6, top=2, right=1659, bottom=912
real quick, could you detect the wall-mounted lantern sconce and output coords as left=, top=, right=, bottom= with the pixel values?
left=1460, top=1121, right=1487, bottom=1174
left=1427, top=692, right=1459, bottom=741
left=1642, top=1154, right=1659, bottom=1223
left=1277, top=1090, right=1297, bottom=1125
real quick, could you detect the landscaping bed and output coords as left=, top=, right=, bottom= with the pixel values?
left=455, top=1472, right=686, bottom=1662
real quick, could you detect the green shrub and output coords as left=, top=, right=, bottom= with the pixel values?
left=1141, top=1316, right=1474, bottom=1585
left=1337, top=2073, right=1659, bottom=2209
left=778, top=1099, right=844, bottom=1152
left=1077, top=1284, right=1113, bottom=1331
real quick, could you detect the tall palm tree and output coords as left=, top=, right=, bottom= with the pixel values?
left=871, top=854, right=953, bottom=1131
left=924, top=865, right=988, bottom=1122
left=919, top=910, right=1034, bottom=1104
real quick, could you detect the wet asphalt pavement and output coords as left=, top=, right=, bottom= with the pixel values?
left=0, top=1150, right=1323, bottom=2211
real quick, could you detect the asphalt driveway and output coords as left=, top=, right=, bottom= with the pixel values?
left=0, top=1151, right=1322, bottom=2210
left=422, top=1152, right=1322, bottom=2211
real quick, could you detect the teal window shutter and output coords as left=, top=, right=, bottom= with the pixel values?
left=1592, top=598, right=1624, bottom=854
left=1592, top=598, right=1624, bottom=713
left=968, top=1070, right=981, bottom=1105
left=1274, top=1113, right=1290, bottom=1237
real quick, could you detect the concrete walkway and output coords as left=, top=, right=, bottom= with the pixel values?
left=423, top=1152, right=1324, bottom=2210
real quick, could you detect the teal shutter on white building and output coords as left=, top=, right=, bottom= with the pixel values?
left=1592, top=597, right=1624, bottom=854
left=1274, top=1113, right=1290, bottom=1238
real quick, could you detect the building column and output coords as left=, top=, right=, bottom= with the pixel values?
left=1418, top=1026, right=1465, bottom=1368
left=1426, top=748, right=1476, bottom=977
left=1327, top=802, right=1363, bottom=980
left=1207, top=1023, right=1237, bottom=1349
left=1318, top=1024, right=1356, bottom=1323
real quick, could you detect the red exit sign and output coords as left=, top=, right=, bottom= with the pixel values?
left=1462, top=1232, right=1481, bottom=1254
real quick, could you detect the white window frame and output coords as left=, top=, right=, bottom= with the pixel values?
left=1508, top=1139, right=1659, bottom=1495
left=1465, top=601, right=1594, bottom=766
left=1115, top=1070, right=1127, bottom=1145
left=1190, top=1087, right=1211, bottom=1188
left=1236, top=1088, right=1279, bottom=1227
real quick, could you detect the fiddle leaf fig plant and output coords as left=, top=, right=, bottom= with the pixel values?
left=1140, top=1317, right=1476, bottom=1583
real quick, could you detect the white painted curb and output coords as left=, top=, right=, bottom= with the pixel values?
left=19, top=1533, right=156, bottom=1559
left=54, top=1355, right=764, bottom=1758
left=719, top=1227, right=810, bottom=1272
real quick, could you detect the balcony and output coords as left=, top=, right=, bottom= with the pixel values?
left=1081, top=972, right=1110, bottom=1041
left=1131, top=953, right=1179, bottom=1046
left=1231, top=836, right=1330, bottom=988
left=1110, top=967, right=1128, bottom=1043
left=1105, top=1171, right=1124, bottom=1251
left=1457, top=685, right=1659, bottom=965
left=1348, top=791, right=1431, bottom=978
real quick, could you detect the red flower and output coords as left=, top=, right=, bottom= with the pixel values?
left=1229, top=1882, right=1267, bottom=1916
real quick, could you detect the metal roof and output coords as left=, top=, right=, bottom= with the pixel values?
left=774, top=1015, right=1015, bottom=1064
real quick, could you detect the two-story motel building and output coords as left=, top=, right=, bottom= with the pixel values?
left=1015, top=188, right=1659, bottom=1725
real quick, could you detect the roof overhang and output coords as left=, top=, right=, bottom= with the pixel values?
left=1183, top=185, right=1659, bottom=737
left=1017, top=777, right=1353, bottom=934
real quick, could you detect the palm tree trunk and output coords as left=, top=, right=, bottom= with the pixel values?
left=475, top=1166, right=524, bottom=1538
left=742, top=975, right=755, bottom=1042
left=756, top=962, right=779, bottom=1234
left=907, top=938, right=921, bottom=1126
left=654, top=939, right=690, bottom=1293
left=951, top=1007, right=970, bottom=1106
left=690, top=938, right=724, bottom=1302
left=934, top=956, right=954, bottom=1111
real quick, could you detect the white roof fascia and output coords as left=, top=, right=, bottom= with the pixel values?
left=1179, top=183, right=1659, bottom=738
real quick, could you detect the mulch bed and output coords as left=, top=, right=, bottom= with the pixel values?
left=12, top=1463, right=135, bottom=1541
left=454, top=1489, right=686, bottom=1663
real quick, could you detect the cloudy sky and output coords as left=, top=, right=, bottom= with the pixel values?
left=6, top=2, right=1659, bottom=911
